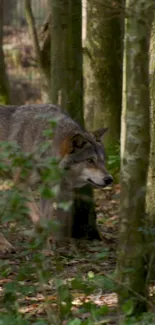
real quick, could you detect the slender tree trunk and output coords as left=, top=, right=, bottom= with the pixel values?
left=116, top=0, right=152, bottom=318
left=146, top=14, right=155, bottom=280
left=86, top=0, right=123, bottom=148
left=24, top=0, right=51, bottom=91
left=3, top=0, right=15, bottom=25
left=49, top=0, right=99, bottom=239
left=0, top=0, right=10, bottom=104
left=83, top=51, right=97, bottom=130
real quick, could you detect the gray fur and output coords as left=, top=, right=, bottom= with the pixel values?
left=0, top=104, right=113, bottom=252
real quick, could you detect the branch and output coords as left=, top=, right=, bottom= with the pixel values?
left=40, top=13, right=51, bottom=64
left=24, top=0, right=42, bottom=69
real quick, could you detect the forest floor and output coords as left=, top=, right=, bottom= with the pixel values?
left=0, top=185, right=120, bottom=325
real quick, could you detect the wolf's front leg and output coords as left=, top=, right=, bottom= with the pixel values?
left=40, top=181, right=73, bottom=241
left=55, top=180, right=73, bottom=239
left=40, top=198, right=62, bottom=238
left=27, top=199, right=41, bottom=224
left=40, top=198, right=54, bottom=220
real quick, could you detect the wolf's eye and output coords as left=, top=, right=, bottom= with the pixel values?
left=87, top=158, right=94, bottom=164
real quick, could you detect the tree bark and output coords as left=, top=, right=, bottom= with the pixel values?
left=49, top=0, right=83, bottom=123
left=116, top=0, right=153, bottom=317
left=86, top=0, right=123, bottom=148
left=0, top=0, right=10, bottom=104
left=49, top=0, right=100, bottom=240
left=146, top=13, right=155, bottom=280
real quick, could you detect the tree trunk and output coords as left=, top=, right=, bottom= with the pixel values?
left=49, top=0, right=100, bottom=240
left=25, top=0, right=51, bottom=91
left=3, top=0, right=15, bottom=25
left=146, top=14, right=155, bottom=280
left=49, top=0, right=83, bottom=122
left=116, top=0, right=152, bottom=318
left=86, top=0, right=123, bottom=148
left=84, top=48, right=98, bottom=131
left=0, top=0, right=10, bottom=104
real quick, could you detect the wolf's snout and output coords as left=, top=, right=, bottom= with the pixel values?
left=103, top=175, right=113, bottom=186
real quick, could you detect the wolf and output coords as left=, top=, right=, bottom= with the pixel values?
left=0, top=104, right=113, bottom=252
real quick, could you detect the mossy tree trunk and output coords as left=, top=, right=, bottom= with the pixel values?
left=0, top=0, right=10, bottom=104
left=49, top=0, right=99, bottom=240
left=49, top=0, right=83, bottom=123
left=86, top=0, right=123, bottom=148
left=116, top=0, right=152, bottom=318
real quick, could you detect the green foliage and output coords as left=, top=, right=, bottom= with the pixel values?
left=67, top=319, right=82, bottom=325
left=122, top=313, right=155, bottom=325
left=0, top=124, right=153, bottom=324
left=122, top=300, right=134, bottom=316
left=0, top=128, right=116, bottom=324
left=106, top=144, right=120, bottom=182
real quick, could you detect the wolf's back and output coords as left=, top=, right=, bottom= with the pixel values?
left=0, top=104, right=82, bottom=153
left=0, top=105, right=17, bottom=140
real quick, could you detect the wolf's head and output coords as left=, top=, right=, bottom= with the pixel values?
left=59, top=128, right=113, bottom=189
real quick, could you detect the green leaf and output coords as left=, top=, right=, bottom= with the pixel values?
left=58, top=200, right=72, bottom=211
left=88, top=271, right=94, bottom=279
left=33, top=320, right=48, bottom=325
left=94, top=275, right=115, bottom=291
left=71, top=277, right=86, bottom=290
left=0, top=314, right=30, bottom=325
left=122, top=299, right=134, bottom=316
left=95, top=251, right=109, bottom=260
left=95, top=305, right=109, bottom=316
left=42, top=129, right=54, bottom=137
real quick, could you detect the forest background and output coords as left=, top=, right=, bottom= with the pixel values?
left=0, top=1, right=155, bottom=325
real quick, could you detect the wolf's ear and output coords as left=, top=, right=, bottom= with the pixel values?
left=60, top=133, right=87, bottom=157
left=71, top=134, right=87, bottom=150
left=93, top=128, right=108, bottom=141
left=59, top=134, right=87, bottom=169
